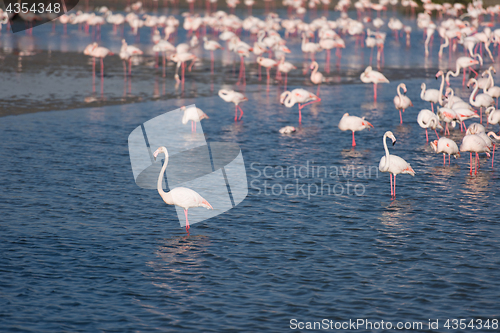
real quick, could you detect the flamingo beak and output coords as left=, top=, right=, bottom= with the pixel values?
left=392, top=138, right=396, bottom=146
left=153, top=150, right=159, bottom=161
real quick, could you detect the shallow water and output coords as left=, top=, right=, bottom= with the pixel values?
left=1, top=7, right=500, bottom=333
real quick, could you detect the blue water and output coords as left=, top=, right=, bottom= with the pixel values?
left=1, top=6, right=500, bottom=333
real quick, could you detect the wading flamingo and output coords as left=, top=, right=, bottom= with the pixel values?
left=486, top=106, right=500, bottom=129
left=338, top=113, right=374, bottom=147
left=203, top=36, right=223, bottom=74
left=257, top=57, right=277, bottom=91
left=309, top=61, right=325, bottom=96
left=445, top=56, right=480, bottom=86
left=468, top=78, right=494, bottom=124
left=420, top=70, right=445, bottom=112
left=379, top=131, right=416, bottom=198
left=460, top=134, right=491, bottom=175
left=487, top=132, right=500, bottom=168
left=360, top=66, right=389, bottom=102
left=121, top=39, right=143, bottom=76
left=277, top=57, right=296, bottom=91
left=280, top=89, right=321, bottom=124
left=219, top=89, right=248, bottom=121
left=181, top=106, right=209, bottom=132
left=417, top=109, right=442, bottom=142
left=430, top=138, right=460, bottom=165
left=393, top=83, right=412, bottom=124
left=153, top=146, right=213, bottom=233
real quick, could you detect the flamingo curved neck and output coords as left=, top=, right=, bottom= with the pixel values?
left=397, top=84, right=403, bottom=98
left=311, top=63, right=318, bottom=76
left=382, top=134, right=390, bottom=172
left=157, top=154, right=169, bottom=199
left=420, top=84, right=426, bottom=100
left=469, top=81, right=479, bottom=106
left=438, top=73, right=445, bottom=105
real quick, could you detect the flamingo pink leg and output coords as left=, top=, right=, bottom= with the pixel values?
left=425, top=128, right=429, bottom=142
left=238, top=105, right=244, bottom=120
left=470, top=152, right=473, bottom=175
left=493, top=144, right=496, bottom=168
left=184, top=209, right=190, bottom=232
left=434, top=128, right=440, bottom=139
left=399, top=110, right=403, bottom=124
left=393, top=174, right=396, bottom=197
left=373, top=83, right=377, bottom=102
left=234, top=105, right=238, bottom=121
left=390, top=174, right=393, bottom=196
left=443, top=154, right=446, bottom=166
left=352, top=131, right=356, bottom=147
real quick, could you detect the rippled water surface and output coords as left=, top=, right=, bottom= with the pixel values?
left=1, top=7, right=500, bottom=333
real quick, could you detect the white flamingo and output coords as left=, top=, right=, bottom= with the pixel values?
left=218, top=89, right=248, bottom=121
left=153, top=147, right=213, bottom=233
left=280, top=89, right=321, bottom=123
left=417, top=109, right=442, bottom=142
left=430, top=138, right=460, bottom=166
left=393, top=83, right=413, bottom=124
left=379, top=131, right=416, bottom=198
left=338, top=113, right=374, bottom=147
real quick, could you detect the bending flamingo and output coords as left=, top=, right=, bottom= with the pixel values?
left=338, top=113, right=374, bottom=147
left=460, top=134, right=491, bottom=175
left=417, top=109, right=442, bottom=142
left=430, top=138, right=460, bottom=166
left=219, top=89, right=248, bottom=121
left=280, top=89, right=320, bottom=124
left=181, top=106, right=209, bottom=132
left=360, top=66, right=389, bottom=102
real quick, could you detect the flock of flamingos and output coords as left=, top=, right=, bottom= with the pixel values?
left=15, top=0, right=500, bottom=231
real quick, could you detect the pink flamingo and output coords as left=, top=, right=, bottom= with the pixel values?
left=218, top=89, right=248, bottom=121
left=379, top=131, right=416, bottom=198
left=487, top=132, right=500, bottom=168
left=171, top=52, right=197, bottom=88
left=445, top=57, right=480, bottom=86
left=203, top=36, right=224, bottom=74
left=310, top=61, right=325, bottom=96
left=277, top=57, right=296, bottom=91
left=153, top=147, right=213, bottom=233
left=430, top=138, right=460, bottom=166
left=460, top=134, right=491, bottom=175
left=84, top=43, right=112, bottom=94
left=181, top=106, right=209, bottom=132
left=338, top=113, right=374, bottom=147
left=280, top=89, right=321, bottom=124
left=121, top=39, right=143, bottom=76
left=360, top=66, right=389, bottom=102
left=393, top=83, right=413, bottom=124
left=468, top=78, right=495, bottom=124
left=257, top=57, right=277, bottom=91
left=417, top=109, right=442, bottom=142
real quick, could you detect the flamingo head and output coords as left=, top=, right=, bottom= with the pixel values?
left=466, top=78, right=477, bottom=88
left=280, top=91, right=290, bottom=104
left=430, top=140, right=438, bottom=152
left=401, top=83, right=407, bottom=94
left=445, top=87, right=453, bottom=96
left=385, top=131, right=397, bottom=145
left=153, top=146, right=168, bottom=161
left=421, top=82, right=426, bottom=90
left=435, top=70, right=443, bottom=79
